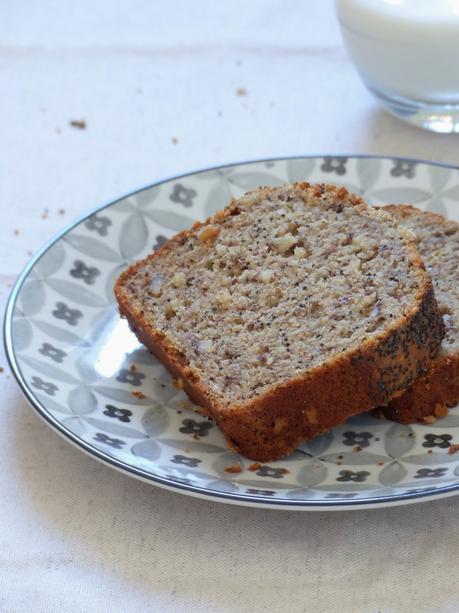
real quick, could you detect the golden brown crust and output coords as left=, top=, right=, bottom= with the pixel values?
left=383, top=203, right=450, bottom=229
left=378, top=204, right=459, bottom=425
left=115, top=184, right=445, bottom=461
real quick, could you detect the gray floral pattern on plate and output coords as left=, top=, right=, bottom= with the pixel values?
left=170, top=183, right=197, bottom=207
left=391, top=160, right=416, bottom=178
left=52, top=302, right=83, bottom=326
left=103, top=405, right=133, bottom=422
left=70, top=260, right=101, bottom=285
left=6, top=156, right=459, bottom=510
left=39, top=342, right=67, bottom=363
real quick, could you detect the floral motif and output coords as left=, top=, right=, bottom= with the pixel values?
left=93, top=432, right=125, bottom=448
left=171, top=454, right=201, bottom=467
left=336, top=470, right=370, bottom=483
left=326, top=493, right=358, bottom=499
left=70, top=260, right=100, bottom=285
left=414, top=468, right=448, bottom=479
left=390, top=160, right=416, bottom=178
left=31, top=376, right=58, bottom=396
left=422, top=433, right=452, bottom=449
left=256, top=466, right=286, bottom=479
left=179, top=418, right=213, bottom=437
left=39, top=342, right=67, bottom=363
left=103, top=404, right=132, bottom=422
left=153, top=235, right=167, bottom=251
left=85, top=214, right=112, bottom=236
left=116, top=368, right=146, bottom=386
left=342, top=431, right=373, bottom=448
left=320, top=157, right=348, bottom=175
left=52, top=302, right=82, bottom=326
left=170, top=183, right=197, bottom=207
left=246, top=489, right=276, bottom=496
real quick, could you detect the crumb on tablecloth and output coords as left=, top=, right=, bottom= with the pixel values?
left=247, top=463, right=262, bottom=472
left=69, top=119, right=87, bottom=130
left=236, top=87, right=247, bottom=97
left=129, top=364, right=137, bottom=372
left=171, top=137, right=178, bottom=145
left=448, top=444, right=459, bottom=455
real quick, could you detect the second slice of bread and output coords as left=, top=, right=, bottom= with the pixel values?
left=380, top=205, right=459, bottom=424
left=115, top=183, right=444, bottom=461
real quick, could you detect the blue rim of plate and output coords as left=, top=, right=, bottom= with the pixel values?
left=4, top=153, right=459, bottom=511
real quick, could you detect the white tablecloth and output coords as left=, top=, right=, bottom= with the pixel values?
left=1, top=1, right=459, bottom=611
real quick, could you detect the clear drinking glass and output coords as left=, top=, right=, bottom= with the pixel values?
left=335, top=0, right=459, bottom=133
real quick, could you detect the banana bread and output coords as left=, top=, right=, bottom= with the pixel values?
left=380, top=204, right=459, bottom=424
left=115, top=183, right=444, bottom=461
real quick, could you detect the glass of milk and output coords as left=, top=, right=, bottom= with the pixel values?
left=335, top=0, right=459, bottom=133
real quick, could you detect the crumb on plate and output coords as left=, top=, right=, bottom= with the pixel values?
left=131, top=390, right=146, bottom=400
left=69, top=119, right=87, bottom=130
left=224, top=462, right=243, bottom=474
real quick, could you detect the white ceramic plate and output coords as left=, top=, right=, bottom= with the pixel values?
left=5, top=155, right=459, bottom=510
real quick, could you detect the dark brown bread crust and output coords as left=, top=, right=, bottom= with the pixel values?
left=379, top=205, right=459, bottom=425
left=115, top=184, right=445, bottom=461
left=380, top=356, right=459, bottom=424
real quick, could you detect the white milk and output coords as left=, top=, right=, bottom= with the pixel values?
left=336, top=0, right=459, bottom=105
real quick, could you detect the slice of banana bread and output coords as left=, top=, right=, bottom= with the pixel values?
left=115, top=183, right=444, bottom=461
left=380, top=204, right=459, bottom=424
